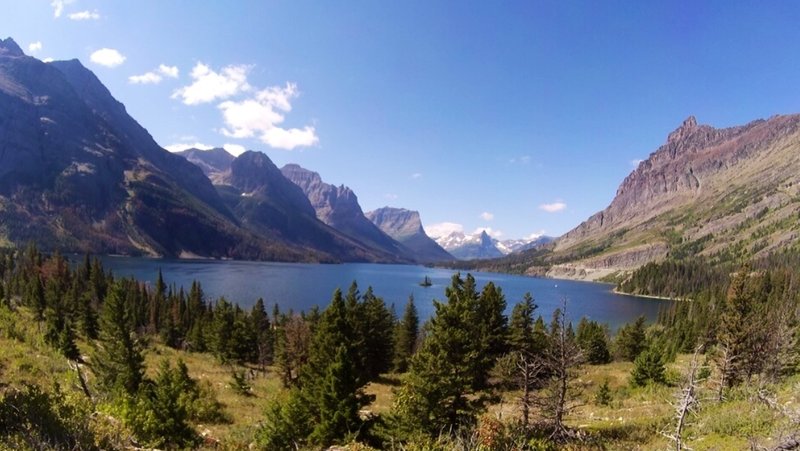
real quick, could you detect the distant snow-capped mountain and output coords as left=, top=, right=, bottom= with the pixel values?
left=435, top=231, right=553, bottom=260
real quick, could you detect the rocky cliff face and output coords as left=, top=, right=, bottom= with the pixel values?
left=216, top=152, right=407, bottom=263
left=281, top=164, right=415, bottom=262
left=551, top=114, right=800, bottom=278
left=176, top=147, right=234, bottom=181
left=366, top=207, right=453, bottom=263
left=0, top=38, right=264, bottom=257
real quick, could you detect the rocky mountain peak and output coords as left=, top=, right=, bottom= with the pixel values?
left=0, top=38, right=24, bottom=57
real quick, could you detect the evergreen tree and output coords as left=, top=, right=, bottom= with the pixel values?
left=630, top=347, right=666, bottom=387
left=393, top=295, right=419, bottom=373
left=211, top=298, right=235, bottom=362
left=392, top=273, right=490, bottom=436
left=508, top=292, right=538, bottom=356
left=576, top=318, right=611, bottom=364
left=251, top=298, right=274, bottom=371
left=358, top=287, right=395, bottom=380
left=475, top=282, right=508, bottom=386
left=308, top=345, right=363, bottom=446
left=615, top=316, right=647, bottom=361
left=93, top=281, right=145, bottom=395
left=57, top=321, right=81, bottom=361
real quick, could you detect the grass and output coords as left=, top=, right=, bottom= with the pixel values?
left=2, top=304, right=799, bottom=449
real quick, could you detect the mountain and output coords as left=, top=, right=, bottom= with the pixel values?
left=497, top=236, right=554, bottom=254
left=0, top=37, right=281, bottom=258
left=175, top=147, right=234, bottom=182
left=436, top=231, right=505, bottom=260
left=433, top=229, right=551, bottom=261
left=544, top=114, right=800, bottom=280
left=216, top=152, right=407, bottom=262
left=280, top=164, right=415, bottom=262
left=365, top=207, right=454, bottom=263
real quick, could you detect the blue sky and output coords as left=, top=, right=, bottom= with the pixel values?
left=4, top=1, right=800, bottom=240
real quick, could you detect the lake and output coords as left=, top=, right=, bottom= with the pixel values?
left=94, top=256, right=668, bottom=331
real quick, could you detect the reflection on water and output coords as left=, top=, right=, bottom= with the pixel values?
left=93, top=256, right=668, bottom=331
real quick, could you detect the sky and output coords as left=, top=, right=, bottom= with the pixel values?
left=3, top=1, right=800, bottom=240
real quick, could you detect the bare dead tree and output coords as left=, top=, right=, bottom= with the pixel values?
left=714, top=340, right=736, bottom=402
left=516, top=351, right=544, bottom=433
left=663, top=346, right=703, bottom=451
left=754, top=384, right=800, bottom=451
left=532, top=299, right=585, bottom=441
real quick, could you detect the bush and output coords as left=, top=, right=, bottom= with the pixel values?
left=630, top=348, right=666, bottom=387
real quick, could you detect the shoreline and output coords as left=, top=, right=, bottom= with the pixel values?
left=611, top=288, right=689, bottom=302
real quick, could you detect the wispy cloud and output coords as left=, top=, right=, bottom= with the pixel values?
left=90, top=48, right=126, bottom=68
left=384, top=193, right=398, bottom=201
left=51, top=0, right=74, bottom=18
left=172, top=62, right=250, bottom=105
left=411, top=172, right=422, bottom=179
left=539, top=201, right=566, bottom=213
left=129, top=64, right=180, bottom=85
left=509, top=155, right=531, bottom=165
left=426, top=222, right=463, bottom=238
left=480, top=211, right=494, bottom=221
left=68, top=10, right=100, bottom=20
left=524, top=230, right=546, bottom=240
left=630, top=158, right=644, bottom=168
left=27, top=41, right=42, bottom=53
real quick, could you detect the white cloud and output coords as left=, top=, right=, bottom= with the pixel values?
left=524, top=230, right=546, bottom=240
left=129, top=72, right=162, bottom=84
left=223, top=143, right=247, bottom=157
left=411, top=172, right=422, bottom=179
left=28, top=41, right=42, bottom=53
left=129, top=65, right=179, bottom=85
left=42, top=57, right=55, bottom=63
left=90, top=48, right=126, bottom=68
left=163, top=142, right=214, bottom=153
left=218, top=82, right=318, bottom=150
left=172, top=62, right=250, bottom=105
left=473, top=227, right=503, bottom=238
left=384, top=193, right=398, bottom=201
left=630, top=158, right=644, bottom=168
left=426, top=222, right=464, bottom=238
left=539, top=201, right=566, bottom=213
left=158, top=64, right=179, bottom=78
left=68, top=10, right=100, bottom=20
left=480, top=211, right=494, bottom=221
left=51, top=0, right=74, bottom=18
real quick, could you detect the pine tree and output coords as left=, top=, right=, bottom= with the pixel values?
left=630, top=347, right=666, bottom=387
left=576, top=318, right=611, bottom=364
left=392, top=273, right=490, bottom=436
left=508, top=292, right=538, bottom=356
left=475, top=282, right=508, bottom=386
left=57, top=321, right=81, bottom=361
left=308, top=345, right=363, bottom=446
left=252, top=298, right=274, bottom=372
left=93, top=281, right=145, bottom=395
left=358, top=287, right=395, bottom=380
left=615, top=316, right=647, bottom=361
left=393, top=295, right=419, bottom=373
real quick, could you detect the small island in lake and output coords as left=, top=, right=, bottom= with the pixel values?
left=419, top=275, right=432, bottom=287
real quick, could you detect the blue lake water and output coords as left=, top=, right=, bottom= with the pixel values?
left=94, top=256, right=667, bottom=331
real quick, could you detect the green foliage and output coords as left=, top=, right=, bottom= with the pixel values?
left=576, top=318, right=611, bottom=364
left=93, top=281, right=145, bottom=395
left=614, top=316, right=647, bottom=361
left=257, top=389, right=312, bottom=449
left=630, top=347, right=666, bottom=387
left=393, top=295, right=419, bottom=373
left=392, top=274, right=497, bottom=438
left=231, top=369, right=253, bottom=397
left=0, top=383, right=96, bottom=450
left=594, top=379, right=612, bottom=406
